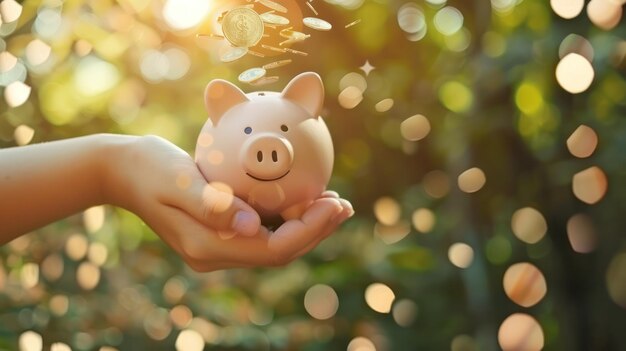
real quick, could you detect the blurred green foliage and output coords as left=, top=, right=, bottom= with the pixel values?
left=2, top=0, right=626, bottom=350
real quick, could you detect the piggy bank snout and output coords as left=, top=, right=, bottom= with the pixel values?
left=241, top=133, right=294, bottom=181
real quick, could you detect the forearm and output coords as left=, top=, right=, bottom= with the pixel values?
left=0, top=134, right=132, bottom=243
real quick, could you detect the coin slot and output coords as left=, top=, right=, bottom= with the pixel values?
left=258, top=92, right=265, bottom=96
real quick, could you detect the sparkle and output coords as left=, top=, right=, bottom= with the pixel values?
left=359, top=60, right=375, bottom=76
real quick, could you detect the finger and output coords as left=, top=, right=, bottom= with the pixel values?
left=321, top=190, right=340, bottom=199
left=267, top=197, right=343, bottom=257
left=288, top=197, right=354, bottom=260
left=156, top=204, right=279, bottom=269
left=164, top=170, right=261, bottom=236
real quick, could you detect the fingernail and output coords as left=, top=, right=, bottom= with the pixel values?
left=330, top=205, right=344, bottom=221
left=232, top=211, right=259, bottom=236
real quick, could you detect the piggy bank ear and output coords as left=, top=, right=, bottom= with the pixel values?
left=204, top=79, right=249, bottom=125
left=281, top=72, right=324, bottom=117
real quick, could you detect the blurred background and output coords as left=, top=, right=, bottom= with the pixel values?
left=2, top=0, right=626, bottom=350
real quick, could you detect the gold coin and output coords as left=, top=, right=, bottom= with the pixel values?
left=261, top=44, right=286, bottom=53
left=257, top=0, right=287, bottom=13
left=305, top=2, right=318, bottom=15
left=220, top=46, right=248, bottom=62
left=239, top=67, right=267, bottom=83
left=260, top=12, right=290, bottom=25
left=303, top=17, right=332, bottom=31
left=345, top=19, right=361, bottom=28
left=279, top=27, right=309, bottom=40
left=284, top=47, right=308, bottom=56
left=249, top=76, right=280, bottom=86
left=262, top=59, right=292, bottom=69
left=222, top=7, right=264, bottom=48
left=196, top=33, right=225, bottom=39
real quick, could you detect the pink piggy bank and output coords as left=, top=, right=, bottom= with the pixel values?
left=195, top=72, right=334, bottom=221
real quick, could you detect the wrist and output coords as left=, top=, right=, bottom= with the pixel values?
left=93, top=133, right=141, bottom=210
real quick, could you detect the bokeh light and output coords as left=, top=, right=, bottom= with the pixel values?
left=162, top=0, right=211, bottom=30
left=572, top=166, right=608, bottom=205
left=0, top=51, right=18, bottom=73
left=77, top=262, right=100, bottom=290
left=4, top=81, right=31, bottom=107
left=84, top=206, right=105, bottom=233
left=50, top=343, right=71, bottom=351
left=392, top=299, right=417, bottom=327
left=556, top=53, right=594, bottom=94
left=502, top=262, right=547, bottom=307
left=375, top=98, right=394, bottom=112
left=550, top=0, right=585, bottom=19
left=338, top=86, right=363, bottom=109
left=607, top=253, right=626, bottom=309
left=434, top=6, right=463, bottom=36
left=567, top=214, right=597, bottom=253
left=457, top=167, right=486, bottom=193
left=411, top=208, right=436, bottom=233
left=448, top=243, right=474, bottom=269
left=511, top=207, right=547, bottom=244
left=365, top=283, right=395, bottom=313
left=451, top=334, right=477, bottom=351
left=175, top=329, right=205, bottom=351
left=0, top=0, right=22, bottom=23
left=304, top=284, right=339, bottom=320
left=373, top=197, right=401, bottom=226
left=400, top=114, right=431, bottom=142
left=25, top=39, right=52, bottom=66
left=19, top=331, right=42, bottom=351
left=65, top=234, right=88, bottom=261
left=423, top=170, right=451, bottom=198
left=14, top=125, right=35, bottom=146
left=498, top=313, right=544, bottom=351
left=587, top=0, right=623, bottom=30
left=567, top=125, right=598, bottom=158
left=347, top=336, right=376, bottom=351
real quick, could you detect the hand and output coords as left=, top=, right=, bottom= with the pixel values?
left=155, top=191, right=353, bottom=272
left=104, top=135, right=353, bottom=271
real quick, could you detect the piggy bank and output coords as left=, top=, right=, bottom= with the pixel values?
left=195, top=72, right=334, bottom=220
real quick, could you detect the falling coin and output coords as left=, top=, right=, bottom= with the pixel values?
left=305, top=2, right=318, bottom=15
left=222, top=7, right=265, bottom=48
left=257, top=0, right=287, bottom=13
left=262, top=59, right=292, bottom=69
left=196, top=33, right=225, bottom=39
left=239, top=67, right=267, bottom=83
left=345, top=19, right=361, bottom=28
left=220, top=46, right=249, bottom=62
left=260, top=12, right=290, bottom=25
left=302, top=17, right=332, bottom=31
left=261, top=44, right=287, bottom=53
left=284, top=47, right=308, bottom=56
left=280, top=27, right=309, bottom=40
left=248, top=49, right=266, bottom=57
left=249, top=76, right=280, bottom=86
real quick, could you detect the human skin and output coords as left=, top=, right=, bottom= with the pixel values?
left=0, top=134, right=353, bottom=271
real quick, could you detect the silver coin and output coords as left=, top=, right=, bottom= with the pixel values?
left=238, top=67, right=267, bottom=83
left=220, top=47, right=249, bottom=63
left=302, top=17, right=332, bottom=31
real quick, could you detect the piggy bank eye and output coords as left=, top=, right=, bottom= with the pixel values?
left=244, top=127, right=252, bottom=134
left=280, top=124, right=289, bottom=132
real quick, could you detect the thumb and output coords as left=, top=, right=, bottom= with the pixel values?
left=167, top=172, right=261, bottom=236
